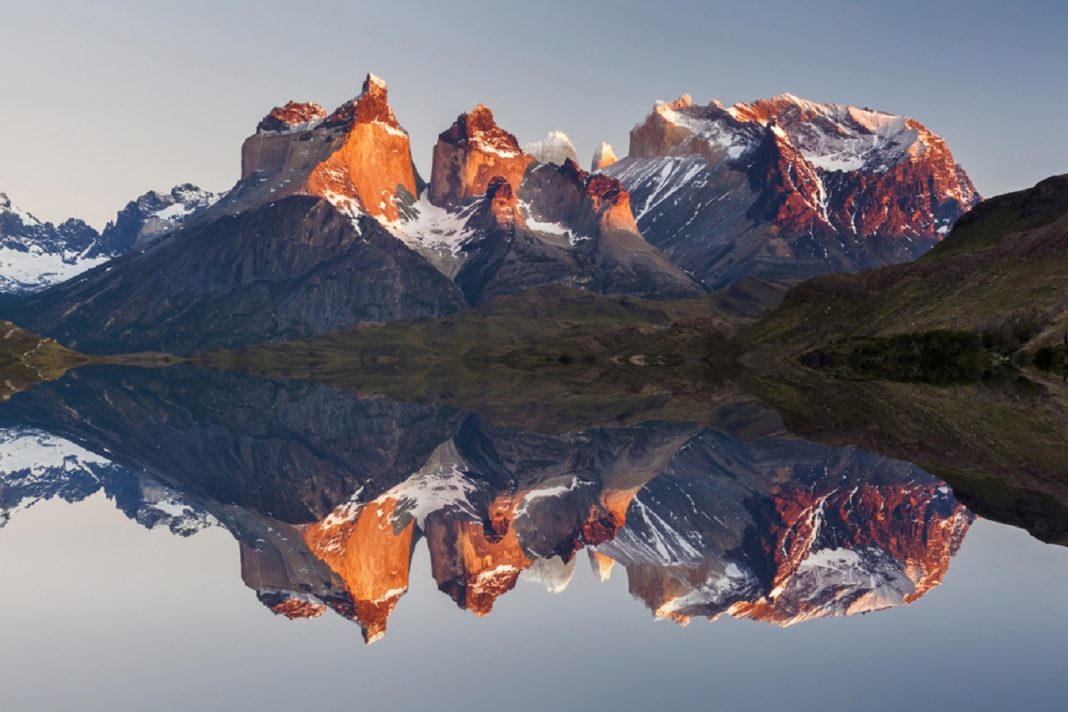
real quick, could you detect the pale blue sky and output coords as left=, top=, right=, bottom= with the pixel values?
left=1, top=0, right=1066, bottom=227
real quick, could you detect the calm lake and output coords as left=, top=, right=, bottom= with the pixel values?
left=0, top=365, right=1065, bottom=711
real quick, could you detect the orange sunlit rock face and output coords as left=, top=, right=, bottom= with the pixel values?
left=239, top=73, right=417, bottom=222
left=745, top=126, right=832, bottom=234
left=556, top=159, right=640, bottom=234
left=590, top=142, right=618, bottom=172
left=429, top=104, right=532, bottom=207
left=480, top=177, right=523, bottom=230
left=739, top=95, right=976, bottom=238
left=584, top=485, right=642, bottom=546
left=304, top=75, right=417, bottom=222
left=301, top=497, right=416, bottom=643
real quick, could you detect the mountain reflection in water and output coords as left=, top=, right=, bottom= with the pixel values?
left=0, top=364, right=981, bottom=644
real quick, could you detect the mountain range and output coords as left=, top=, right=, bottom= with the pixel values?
left=0, top=73, right=978, bottom=353
left=0, top=185, right=218, bottom=293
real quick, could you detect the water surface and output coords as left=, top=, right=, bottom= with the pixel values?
left=0, top=365, right=1064, bottom=711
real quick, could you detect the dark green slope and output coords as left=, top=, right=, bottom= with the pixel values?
left=744, top=175, right=1068, bottom=377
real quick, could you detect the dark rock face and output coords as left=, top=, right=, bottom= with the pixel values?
left=2, top=197, right=467, bottom=353
left=0, top=193, right=100, bottom=255
left=96, top=183, right=220, bottom=254
left=606, top=93, right=979, bottom=288
left=0, top=365, right=464, bottom=523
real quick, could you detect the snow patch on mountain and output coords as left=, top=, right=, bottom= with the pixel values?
left=515, top=476, right=585, bottom=519
left=386, top=191, right=478, bottom=258
left=605, top=156, right=712, bottom=222
left=0, top=244, right=110, bottom=293
left=0, top=428, right=111, bottom=473
left=0, top=184, right=221, bottom=293
left=384, top=441, right=478, bottom=527
left=519, top=201, right=594, bottom=246
left=0, top=193, right=107, bottom=293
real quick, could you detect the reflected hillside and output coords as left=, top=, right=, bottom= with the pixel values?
left=0, top=364, right=975, bottom=643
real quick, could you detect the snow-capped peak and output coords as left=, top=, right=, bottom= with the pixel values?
left=740, top=94, right=922, bottom=173
left=630, top=91, right=966, bottom=186
left=455, top=104, right=524, bottom=159
left=523, top=131, right=578, bottom=166
left=365, top=72, right=387, bottom=92
left=97, top=183, right=222, bottom=253
left=0, top=193, right=42, bottom=226
left=0, top=191, right=109, bottom=293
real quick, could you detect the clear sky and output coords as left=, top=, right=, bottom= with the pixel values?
left=1, top=0, right=1066, bottom=228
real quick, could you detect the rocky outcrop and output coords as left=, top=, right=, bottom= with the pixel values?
left=474, top=176, right=523, bottom=231
left=522, top=158, right=640, bottom=235
left=233, top=73, right=419, bottom=223
left=428, top=105, right=532, bottom=207
left=255, top=101, right=327, bottom=134
left=447, top=158, right=704, bottom=303
left=523, top=131, right=578, bottom=166
left=591, top=142, right=618, bottom=171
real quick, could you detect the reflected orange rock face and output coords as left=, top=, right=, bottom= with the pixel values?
left=426, top=514, right=529, bottom=617
left=285, top=476, right=648, bottom=634
left=229, top=428, right=976, bottom=644
left=763, top=481, right=972, bottom=614
left=268, top=596, right=328, bottom=620
left=301, top=497, right=416, bottom=643
left=248, top=465, right=973, bottom=643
